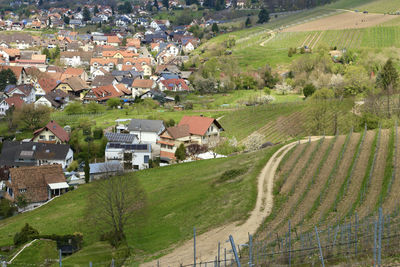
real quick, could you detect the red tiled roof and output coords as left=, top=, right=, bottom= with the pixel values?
left=107, top=36, right=121, bottom=44
left=64, top=67, right=85, bottom=76
left=33, top=120, right=69, bottom=142
left=115, top=83, right=131, bottom=95
left=160, top=150, right=175, bottom=160
left=178, top=116, right=218, bottom=136
left=38, top=78, right=58, bottom=93
left=131, top=79, right=154, bottom=88
left=161, top=79, right=189, bottom=91
left=0, top=66, right=24, bottom=78
left=5, top=96, right=24, bottom=109
left=92, top=85, right=123, bottom=101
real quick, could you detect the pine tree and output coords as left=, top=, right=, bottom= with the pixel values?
left=83, top=6, right=91, bottom=22
left=84, top=153, right=90, bottom=183
left=245, top=16, right=251, bottom=27
left=258, top=7, right=270, bottom=24
left=174, top=144, right=186, bottom=162
left=377, top=58, right=399, bottom=118
left=211, top=22, right=219, bottom=33
left=94, top=5, right=99, bottom=15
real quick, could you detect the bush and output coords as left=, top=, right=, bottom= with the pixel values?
left=67, top=160, right=79, bottom=172
left=14, top=223, right=39, bottom=246
left=65, top=102, right=85, bottom=115
left=218, top=168, right=247, bottom=183
left=0, top=199, right=16, bottom=218
left=86, top=102, right=105, bottom=114
left=360, top=112, right=380, bottom=130
left=93, top=127, right=104, bottom=139
left=303, top=84, right=316, bottom=98
left=100, top=230, right=125, bottom=248
left=107, top=98, right=121, bottom=109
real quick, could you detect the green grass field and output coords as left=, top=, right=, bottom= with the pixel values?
left=9, top=240, right=58, bottom=267
left=356, top=0, right=400, bottom=13
left=0, top=146, right=280, bottom=264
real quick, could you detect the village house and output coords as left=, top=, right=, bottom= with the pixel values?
left=54, top=76, right=89, bottom=99
left=105, top=143, right=151, bottom=170
left=0, top=66, right=27, bottom=85
left=90, top=58, right=118, bottom=75
left=177, top=116, right=224, bottom=145
left=5, top=84, right=36, bottom=103
left=35, top=78, right=58, bottom=96
left=0, top=141, right=73, bottom=169
left=118, top=119, right=165, bottom=146
left=159, top=78, right=190, bottom=91
left=158, top=124, right=191, bottom=162
left=5, top=165, right=69, bottom=211
left=0, top=95, right=24, bottom=116
left=61, top=67, right=89, bottom=82
left=89, top=161, right=123, bottom=181
left=31, top=120, right=70, bottom=144
left=131, top=79, right=156, bottom=96
left=35, top=89, right=69, bottom=109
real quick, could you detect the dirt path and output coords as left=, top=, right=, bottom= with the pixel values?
left=141, top=138, right=323, bottom=266
left=260, top=30, right=275, bottom=47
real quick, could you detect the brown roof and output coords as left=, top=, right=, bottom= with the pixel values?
left=115, top=83, right=131, bottom=95
left=91, top=75, right=115, bottom=87
left=131, top=79, right=154, bottom=88
left=102, top=50, right=138, bottom=58
left=60, top=76, right=88, bottom=92
left=8, top=165, right=65, bottom=203
left=33, top=120, right=70, bottom=142
left=38, top=78, right=58, bottom=93
left=107, top=36, right=121, bottom=44
left=64, top=67, right=85, bottom=76
left=90, top=58, right=118, bottom=66
left=0, top=66, right=24, bottom=78
left=92, top=85, right=123, bottom=101
left=178, top=116, right=222, bottom=136
left=4, top=96, right=24, bottom=109
left=165, top=125, right=190, bottom=139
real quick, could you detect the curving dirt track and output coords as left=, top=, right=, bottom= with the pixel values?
left=141, top=137, right=323, bottom=266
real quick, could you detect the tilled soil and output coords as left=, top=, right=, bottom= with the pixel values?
left=383, top=127, right=400, bottom=213
left=357, top=129, right=390, bottom=218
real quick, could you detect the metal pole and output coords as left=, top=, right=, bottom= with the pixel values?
left=89, top=262, right=92, bottom=267
left=111, top=259, right=115, bottom=267
left=315, top=226, right=325, bottom=267
left=248, top=234, right=253, bottom=267
left=378, top=208, right=383, bottom=267
left=288, top=220, right=291, bottom=267
left=374, top=220, right=378, bottom=267
left=59, top=249, right=62, bottom=267
left=224, top=248, right=227, bottom=267
left=218, top=242, right=220, bottom=267
left=229, top=235, right=241, bottom=267
left=355, top=213, right=358, bottom=257
left=157, top=260, right=160, bottom=267
left=194, top=227, right=196, bottom=267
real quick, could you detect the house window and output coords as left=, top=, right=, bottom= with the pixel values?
left=19, top=188, right=27, bottom=193
left=133, top=165, right=139, bottom=170
left=49, top=135, right=55, bottom=140
left=39, top=135, right=45, bottom=140
left=144, top=155, right=149, bottom=163
left=211, top=126, right=214, bottom=132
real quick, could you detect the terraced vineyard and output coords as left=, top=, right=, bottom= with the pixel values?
left=259, top=127, right=399, bottom=241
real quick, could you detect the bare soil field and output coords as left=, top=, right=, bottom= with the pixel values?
left=335, top=131, right=375, bottom=219
left=276, top=143, right=302, bottom=176
left=268, top=138, right=331, bottom=232
left=282, top=12, right=396, bottom=32
left=383, top=127, right=400, bottom=213
left=288, top=136, right=345, bottom=229
left=357, top=129, right=389, bottom=218
left=307, top=133, right=360, bottom=226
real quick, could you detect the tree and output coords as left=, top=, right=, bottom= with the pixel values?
left=162, top=0, right=169, bottom=9
left=16, top=194, right=29, bottom=211
left=174, top=94, right=180, bottom=103
left=0, top=69, right=17, bottom=91
left=94, top=5, right=99, bottom=15
left=0, top=199, right=16, bottom=218
left=274, top=82, right=292, bottom=95
left=63, top=16, right=70, bottom=24
left=107, top=98, right=121, bottom=109
left=42, top=47, right=50, bottom=60
left=121, top=37, right=127, bottom=46
left=65, top=101, right=85, bottom=114
left=258, top=7, right=270, bottom=24
left=175, top=143, right=186, bottom=162
left=377, top=58, right=399, bottom=118
left=245, top=16, right=252, bottom=28
left=187, top=143, right=207, bottom=158
left=84, top=150, right=90, bottom=183
left=87, top=175, right=146, bottom=247
left=86, top=102, right=105, bottom=113
left=153, top=0, right=159, bottom=9
left=118, top=1, right=132, bottom=14
left=303, top=83, right=316, bottom=98
left=13, top=104, right=51, bottom=131
left=211, top=23, right=219, bottom=33
left=82, top=7, right=91, bottom=22
left=243, top=132, right=264, bottom=151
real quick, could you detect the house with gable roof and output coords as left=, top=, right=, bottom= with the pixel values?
left=178, top=116, right=224, bottom=145
left=32, top=120, right=70, bottom=144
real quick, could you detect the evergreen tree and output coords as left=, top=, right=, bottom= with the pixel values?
left=174, top=144, right=186, bottom=162
left=83, top=6, right=91, bottom=22
left=211, top=22, right=219, bottom=33
left=377, top=58, right=399, bottom=118
left=257, top=7, right=270, bottom=24
left=63, top=15, right=70, bottom=24
left=153, top=0, right=159, bottom=9
left=84, top=153, right=90, bottom=183
left=0, top=69, right=17, bottom=91
left=245, top=16, right=251, bottom=27
left=163, top=0, right=169, bottom=9
left=94, top=5, right=99, bottom=15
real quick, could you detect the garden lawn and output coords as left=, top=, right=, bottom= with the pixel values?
left=0, top=146, right=279, bottom=263
left=9, top=239, right=58, bottom=266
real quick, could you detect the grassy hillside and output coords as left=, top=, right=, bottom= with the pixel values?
left=0, top=146, right=281, bottom=265
left=258, top=127, right=398, bottom=241
left=356, top=0, right=400, bottom=13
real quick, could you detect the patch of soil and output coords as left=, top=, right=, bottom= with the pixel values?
left=357, top=129, right=389, bottom=218
left=266, top=138, right=333, bottom=233
left=383, top=127, right=400, bottom=213
left=334, top=131, right=375, bottom=219
left=276, top=143, right=303, bottom=179
left=286, top=135, right=346, bottom=230
left=282, top=12, right=396, bottom=32
left=304, top=133, right=361, bottom=227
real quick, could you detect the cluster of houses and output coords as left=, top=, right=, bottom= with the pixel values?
left=0, top=115, right=223, bottom=211
left=0, top=18, right=199, bottom=113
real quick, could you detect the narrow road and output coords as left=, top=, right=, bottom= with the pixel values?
left=142, top=137, right=322, bottom=266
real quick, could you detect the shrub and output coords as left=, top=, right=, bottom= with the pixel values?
left=303, top=84, right=316, bottom=98
left=93, top=127, right=104, bottom=139
left=0, top=199, right=16, bottom=218
left=107, top=98, right=121, bottom=109
left=14, top=223, right=39, bottom=246
left=218, top=168, right=247, bottom=183
left=67, top=160, right=79, bottom=172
